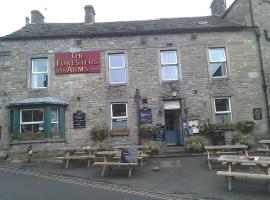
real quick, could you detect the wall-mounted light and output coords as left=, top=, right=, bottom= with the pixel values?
left=169, top=83, right=178, bottom=97
left=77, top=96, right=81, bottom=101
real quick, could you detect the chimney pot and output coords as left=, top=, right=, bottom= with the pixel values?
left=84, top=5, right=95, bottom=24
left=210, top=0, right=227, bottom=16
left=25, top=17, right=30, bottom=25
left=31, top=10, right=44, bottom=24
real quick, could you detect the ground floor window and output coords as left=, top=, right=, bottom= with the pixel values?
left=111, top=103, right=128, bottom=133
left=214, top=97, right=232, bottom=124
left=20, top=108, right=44, bottom=134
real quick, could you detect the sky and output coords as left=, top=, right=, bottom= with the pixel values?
left=0, top=0, right=234, bottom=37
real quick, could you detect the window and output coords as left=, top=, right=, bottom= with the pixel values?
left=31, top=58, right=48, bottom=88
left=111, top=103, right=128, bottom=130
left=109, top=54, right=126, bottom=84
left=20, top=109, right=44, bottom=134
left=214, top=97, right=232, bottom=124
left=160, top=50, right=179, bottom=81
left=51, top=108, right=59, bottom=138
left=209, top=48, right=227, bottom=78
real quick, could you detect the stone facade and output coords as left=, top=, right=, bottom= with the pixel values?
left=0, top=0, right=269, bottom=152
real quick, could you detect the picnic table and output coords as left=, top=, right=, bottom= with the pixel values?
left=258, top=140, right=270, bottom=155
left=205, top=144, right=248, bottom=170
left=93, top=150, right=138, bottom=178
left=57, top=146, right=97, bottom=168
left=217, top=155, right=270, bottom=191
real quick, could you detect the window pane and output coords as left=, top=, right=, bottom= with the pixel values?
left=215, top=113, right=232, bottom=124
left=112, top=118, right=127, bottom=129
left=32, top=74, right=48, bottom=88
left=209, top=48, right=226, bottom=62
left=33, top=123, right=44, bottom=133
left=109, top=54, right=125, bottom=68
left=112, top=104, right=127, bottom=117
left=51, top=123, right=59, bottom=135
left=215, top=98, right=230, bottom=112
left=21, top=110, right=32, bottom=122
left=51, top=109, right=58, bottom=122
left=21, top=124, right=32, bottom=133
left=161, top=51, right=177, bottom=64
left=211, top=63, right=227, bottom=77
left=109, top=68, right=126, bottom=83
left=33, top=109, right=43, bottom=122
left=32, top=59, right=48, bottom=72
left=161, top=65, right=178, bottom=80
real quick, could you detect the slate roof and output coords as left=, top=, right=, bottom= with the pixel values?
left=8, top=97, right=69, bottom=107
left=2, top=16, right=247, bottom=40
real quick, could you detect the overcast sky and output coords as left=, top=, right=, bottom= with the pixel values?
left=0, top=0, right=234, bottom=37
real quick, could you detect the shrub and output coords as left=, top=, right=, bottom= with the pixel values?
left=90, top=122, right=109, bottom=141
left=92, top=142, right=110, bottom=151
left=184, top=137, right=205, bottom=152
left=148, top=142, right=161, bottom=151
left=236, top=119, right=255, bottom=134
left=231, top=134, right=255, bottom=149
left=198, top=118, right=216, bottom=134
left=139, top=123, right=156, bottom=139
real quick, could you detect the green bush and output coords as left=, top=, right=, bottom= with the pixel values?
left=92, top=142, right=110, bottom=151
left=148, top=142, right=161, bottom=151
left=231, top=134, right=255, bottom=149
left=184, top=137, right=205, bottom=152
left=198, top=118, right=216, bottom=134
left=90, top=122, right=109, bottom=141
left=236, top=119, right=255, bottom=134
left=139, top=123, right=156, bottom=139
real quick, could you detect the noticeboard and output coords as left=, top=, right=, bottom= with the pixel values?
left=140, top=108, right=152, bottom=124
left=253, top=108, right=262, bottom=120
left=154, top=124, right=165, bottom=141
left=73, top=110, right=86, bottom=129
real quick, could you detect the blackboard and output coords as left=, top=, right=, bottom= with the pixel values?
left=140, top=108, right=152, bottom=124
left=253, top=108, right=262, bottom=120
left=154, top=124, right=165, bottom=141
left=73, top=110, right=86, bottom=129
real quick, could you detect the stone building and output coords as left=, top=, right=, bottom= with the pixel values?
left=0, top=0, right=269, bottom=152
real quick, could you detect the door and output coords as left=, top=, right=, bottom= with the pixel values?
left=165, top=111, right=177, bottom=145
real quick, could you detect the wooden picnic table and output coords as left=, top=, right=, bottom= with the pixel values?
left=258, top=140, right=270, bottom=155
left=217, top=155, right=270, bottom=191
left=205, top=144, right=248, bottom=170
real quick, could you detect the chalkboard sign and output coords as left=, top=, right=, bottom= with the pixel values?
left=140, top=108, right=152, bottom=124
left=253, top=108, right=262, bottom=120
left=73, top=110, right=86, bottom=129
left=154, top=124, right=165, bottom=141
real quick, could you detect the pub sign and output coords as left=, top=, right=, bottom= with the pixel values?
left=73, top=110, right=86, bottom=129
left=55, top=51, right=100, bottom=74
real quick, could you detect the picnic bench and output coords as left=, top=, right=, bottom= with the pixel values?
left=217, top=155, right=270, bottom=191
left=93, top=149, right=138, bottom=178
left=258, top=140, right=270, bottom=155
left=57, top=147, right=97, bottom=168
left=205, top=144, right=248, bottom=170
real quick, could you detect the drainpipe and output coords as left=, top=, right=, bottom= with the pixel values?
left=249, top=0, right=270, bottom=135
left=134, top=89, right=141, bottom=144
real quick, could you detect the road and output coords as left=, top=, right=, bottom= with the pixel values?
left=0, top=170, right=164, bottom=200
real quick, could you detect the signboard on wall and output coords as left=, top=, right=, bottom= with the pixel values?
left=140, top=107, right=152, bottom=124
left=73, top=110, right=86, bottom=129
left=253, top=108, right=262, bottom=120
left=55, top=51, right=100, bottom=74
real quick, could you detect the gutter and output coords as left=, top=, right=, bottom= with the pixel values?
left=249, top=0, right=270, bottom=135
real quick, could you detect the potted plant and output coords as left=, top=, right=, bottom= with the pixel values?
left=90, top=122, right=109, bottom=141
left=139, top=123, right=156, bottom=144
left=236, top=119, right=255, bottom=134
left=231, top=134, right=254, bottom=149
left=148, top=142, right=161, bottom=155
left=184, top=136, right=205, bottom=152
left=198, top=118, right=216, bottom=135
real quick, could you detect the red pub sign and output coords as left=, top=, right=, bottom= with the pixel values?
left=55, top=51, right=100, bottom=74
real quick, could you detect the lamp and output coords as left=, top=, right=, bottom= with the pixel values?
left=169, top=83, right=178, bottom=97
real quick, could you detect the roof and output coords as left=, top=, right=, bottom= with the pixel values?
left=1, top=16, right=247, bottom=40
left=8, top=97, right=69, bottom=107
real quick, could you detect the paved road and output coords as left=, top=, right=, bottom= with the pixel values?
left=0, top=168, right=185, bottom=200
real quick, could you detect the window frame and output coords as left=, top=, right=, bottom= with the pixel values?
left=108, top=53, right=127, bottom=84
left=20, top=108, right=44, bottom=133
left=208, top=48, right=228, bottom=78
left=160, top=50, right=179, bottom=81
left=51, top=108, right=59, bottom=136
left=214, top=97, right=232, bottom=123
left=31, top=58, right=48, bottom=89
left=110, top=103, right=128, bottom=130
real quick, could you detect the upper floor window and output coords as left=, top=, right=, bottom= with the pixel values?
left=31, top=58, right=48, bottom=89
left=160, top=50, right=179, bottom=81
left=109, top=53, right=126, bottom=84
left=214, top=97, right=232, bottom=124
left=209, top=48, right=227, bottom=78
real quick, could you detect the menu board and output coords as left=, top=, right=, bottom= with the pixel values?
left=154, top=124, right=165, bottom=141
left=73, top=110, right=86, bottom=128
left=253, top=108, right=262, bottom=120
left=140, top=108, right=152, bottom=124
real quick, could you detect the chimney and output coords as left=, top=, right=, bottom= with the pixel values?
left=84, top=5, right=95, bottom=24
left=25, top=17, right=30, bottom=25
left=31, top=10, right=44, bottom=24
left=210, top=0, right=227, bottom=16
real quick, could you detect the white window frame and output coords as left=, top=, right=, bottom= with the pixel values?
left=31, top=58, right=48, bottom=89
left=214, top=97, right=232, bottom=123
left=20, top=108, right=44, bottom=133
left=110, top=103, right=128, bottom=129
left=209, top=48, right=228, bottom=78
left=108, top=53, right=126, bottom=84
left=160, top=50, right=179, bottom=81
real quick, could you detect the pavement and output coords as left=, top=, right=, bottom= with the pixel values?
left=1, top=156, right=269, bottom=200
